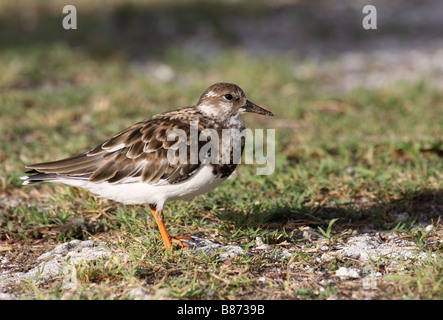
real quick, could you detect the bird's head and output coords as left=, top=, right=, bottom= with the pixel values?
left=196, top=82, right=274, bottom=121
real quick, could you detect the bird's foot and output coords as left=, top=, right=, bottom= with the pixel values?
left=158, top=235, right=192, bottom=251
left=170, top=235, right=192, bottom=251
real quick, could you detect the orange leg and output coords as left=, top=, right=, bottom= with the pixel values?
left=149, top=206, right=172, bottom=249
left=149, top=205, right=190, bottom=250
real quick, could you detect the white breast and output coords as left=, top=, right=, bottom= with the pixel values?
left=54, top=164, right=227, bottom=210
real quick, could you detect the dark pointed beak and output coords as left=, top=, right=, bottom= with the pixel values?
left=243, top=100, right=274, bottom=116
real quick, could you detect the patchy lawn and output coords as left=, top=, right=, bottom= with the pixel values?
left=1, top=0, right=442, bottom=300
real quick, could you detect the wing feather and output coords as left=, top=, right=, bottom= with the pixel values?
left=25, top=108, right=209, bottom=185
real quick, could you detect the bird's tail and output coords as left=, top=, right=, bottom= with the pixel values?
left=20, top=169, right=55, bottom=185
left=20, top=170, right=89, bottom=185
left=20, top=151, right=98, bottom=185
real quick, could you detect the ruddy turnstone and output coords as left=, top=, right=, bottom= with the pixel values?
left=21, top=83, right=274, bottom=249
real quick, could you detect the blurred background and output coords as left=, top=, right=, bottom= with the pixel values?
left=1, top=0, right=442, bottom=222
left=1, top=0, right=443, bottom=92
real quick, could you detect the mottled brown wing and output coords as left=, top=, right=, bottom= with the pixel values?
left=26, top=112, right=207, bottom=185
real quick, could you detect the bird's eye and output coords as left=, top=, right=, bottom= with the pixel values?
left=224, top=94, right=233, bottom=101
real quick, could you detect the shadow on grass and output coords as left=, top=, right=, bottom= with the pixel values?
left=221, top=189, right=443, bottom=236
left=3, top=189, right=441, bottom=245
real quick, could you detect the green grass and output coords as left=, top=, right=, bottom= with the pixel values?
left=1, top=0, right=443, bottom=300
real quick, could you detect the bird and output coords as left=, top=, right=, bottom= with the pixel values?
left=21, top=82, right=274, bottom=250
